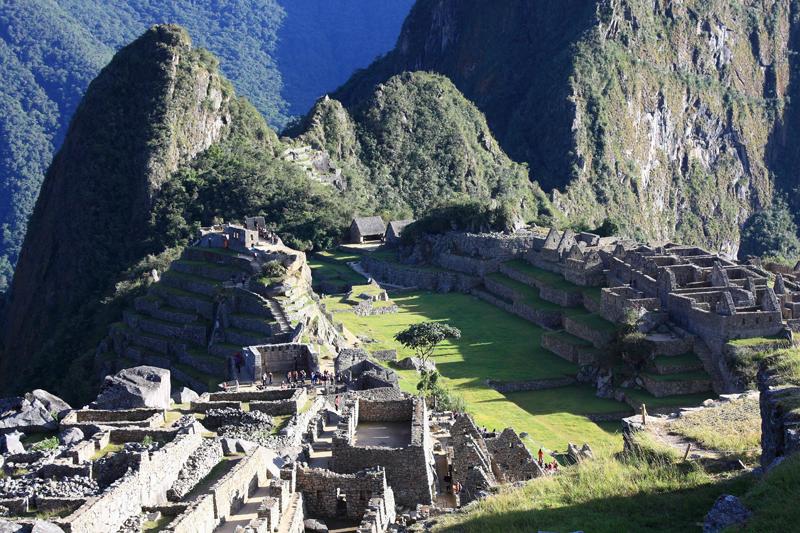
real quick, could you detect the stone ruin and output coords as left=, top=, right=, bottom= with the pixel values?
left=0, top=358, right=548, bottom=532
left=99, top=221, right=345, bottom=393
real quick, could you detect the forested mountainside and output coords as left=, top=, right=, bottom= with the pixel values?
left=1, top=26, right=530, bottom=401
left=336, top=0, right=800, bottom=256
left=0, top=0, right=411, bottom=292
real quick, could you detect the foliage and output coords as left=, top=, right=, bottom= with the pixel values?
left=417, top=370, right=467, bottom=412
left=394, top=321, right=461, bottom=367
left=141, top=435, right=154, bottom=447
left=150, top=98, right=349, bottom=253
left=739, top=195, right=800, bottom=262
left=299, top=72, right=549, bottom=226
left=30, top=436, right=59, bottom=451
left=261, top=260, right=287, bottom=280
left=0, top=1, right=294, bottom=290
left=400, top=200, right=516, bottom=245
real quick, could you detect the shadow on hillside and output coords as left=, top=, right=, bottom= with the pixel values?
left=438, top=473, right=753, bottom=533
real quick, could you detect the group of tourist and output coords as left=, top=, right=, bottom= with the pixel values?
left=538, top=448, right=559, bottom=473
left=260, top=368, right=342, bottom=389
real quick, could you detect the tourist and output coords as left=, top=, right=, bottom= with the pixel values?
left=268, top=372, right=273, bottom=385
left=261, top=372, right=268, bottom=387
left=233, top=352, right=244, bottom=377
left=335, top=395, right=341, bottom=411
left=286, top=371, right=291, bottom=384
left=538, top=448, right=544, bottom=467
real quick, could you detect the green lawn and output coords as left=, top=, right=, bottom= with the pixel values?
left=325, top=290, right=624, bottom=453
left=308, top=251, right=366, bottom=291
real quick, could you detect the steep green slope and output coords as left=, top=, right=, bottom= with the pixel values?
left=295, top=72, right=548, bottom=225
left=336, top=0, right=799, bottom=255
left=0, top=0, right=288, bottom=291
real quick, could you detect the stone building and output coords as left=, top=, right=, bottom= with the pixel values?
left=385, top=219, right=415, bottom=245
left=350, top=217, right=387, bottom=244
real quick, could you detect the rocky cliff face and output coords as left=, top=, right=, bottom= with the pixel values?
left=336, top=0, right=798, bottom=254
left=2, top=25, right=234, bottom=392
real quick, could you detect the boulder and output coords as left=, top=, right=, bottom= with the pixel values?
left=396, top=357, right=436, bottom=373
left=1, top=432, right=25, bottom=454
left=0, top=520, right=25, bottom=533
left=59, top=427, right=85, bottom=446
left=0, top=397, right=57, bottom=434
left=304, top=518, right=329, bottom=532
left=31, top=522, right=65, bottom=533
left=93, top=366, right=171, bottom=409
left=29, top=390, right=71, bottom=419
left=703, top=494, right=750, bottom=532
left=235, top=439, right=257, bottom=454
left=171, top=387, right=199, bottom=405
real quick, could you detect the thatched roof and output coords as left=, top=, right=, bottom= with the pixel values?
left=387, top=219, right=415, bottom=237
left=352, top=216, right=386, bottom=236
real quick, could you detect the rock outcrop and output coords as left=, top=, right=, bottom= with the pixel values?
left=758, top=360, right=800, bottom=468
left=93, top=366, right=171, bottom=410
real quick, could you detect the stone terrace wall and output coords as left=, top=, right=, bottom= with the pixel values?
left=361, top=256, right=480, bottom=293
left=759, top=364, right=800, bottom=468
left=253, top=343, right=318, bottom=375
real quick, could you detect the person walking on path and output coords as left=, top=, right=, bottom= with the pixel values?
left=538, top=448, right=544, bottom=467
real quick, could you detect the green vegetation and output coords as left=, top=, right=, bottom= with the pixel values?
left=435, top=433, right=753, bottom=533
left=295, top=72, right=550, bottom=226
left=92, top=443, right=124, bottom=461
left=30, top=436, right=59, bottom=452
left=739, top=195, right=800, bottom=263
left=0, top=1, right=292, bottom=290
left=503, top=260, right=583, bottom=293
left=669, top=395, right=761, bottom=458
left=323, top=290, right=623, bottom=453
left=739, top=453, right=800, bottom=531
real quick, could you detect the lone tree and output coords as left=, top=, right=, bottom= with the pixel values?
left=395, top=321, right=461, bottom=366
left=394, top=321, right=461, bottom=397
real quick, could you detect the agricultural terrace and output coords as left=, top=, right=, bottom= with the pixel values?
left=322, top=289, right=626, bottom=454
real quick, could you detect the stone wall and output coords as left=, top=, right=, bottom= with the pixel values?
left=330, top=398, right=435, bottom=507
left=56, top=432, right=202, bottom=533
left=296, top=466, right=389, bottom=520
left=356, top=489, right=396, bottom=533
left=361, top=256, right=480, bottom=293
left=485, top=428, right=544, bottom=483
left=209, top=446, right=269, bottom=522
left=163, top=494, right=216, bottom=533
left=251, top=343, right=319, bottom=377
left=759, top=363, right=800, bottom=468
